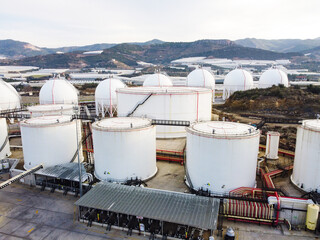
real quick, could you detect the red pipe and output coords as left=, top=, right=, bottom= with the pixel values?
left=227, top=217, right=272, bottom=225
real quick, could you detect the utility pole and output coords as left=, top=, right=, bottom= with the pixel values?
left=74, top=106, right=83, bottom=197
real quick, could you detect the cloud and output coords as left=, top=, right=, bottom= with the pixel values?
left=0, top=0, right=319, bottom=47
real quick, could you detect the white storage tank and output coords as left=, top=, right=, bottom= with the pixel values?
left=223, top=69, right=254, bottom=100
left=92, top=117, right=157, bottom=182
left=117, top=87, right=212, bottom=138
left=143, top=73, right=173, bottom=87
left=186, top=68, right=215, bottom=102
left=265, top=131, right=280, bottom=160
left=186, top=121, right=260, bottom=194
left=0, top=118, right=10, bottom=159
left=186, top=68, right=215, bottom=90
left=39, top=77, right=79, bottom=105
left=258, top=68, right=289, bottom=89
left=95, top=78, right=126, bottom=117
left=28, top=104, right=74, bottom=117
left=0, top=78, right=21, bottom=110
left=291, top=120, right=320, bottom=192
left=20, top=115, right=84, bottom=170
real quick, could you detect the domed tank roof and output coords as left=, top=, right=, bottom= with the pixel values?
left=188, top=121, right=259, bottom=138
left=95, top=78, right=126, bottom=107
left=224, top=69, right=254, bottom=90
left=258, top=68, right=289, bottom=88
left=0, top=78, right=21, bottom=110
left=93, top=117, right=152, bottom=131
left=186, top=68, right=215, bottom=89
left=39, top=78, right=79, bottom=105
left=143, top=73, right=173, bottom=87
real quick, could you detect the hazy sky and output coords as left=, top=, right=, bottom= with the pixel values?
left=0, top=0, right=319, bottom=47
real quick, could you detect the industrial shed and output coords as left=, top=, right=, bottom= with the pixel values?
left=75, top=182, right=219, bottom=237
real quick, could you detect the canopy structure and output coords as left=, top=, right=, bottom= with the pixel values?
left=75, top=182, right=219, bottom=230
left=35, top=162, right=90, bottom=182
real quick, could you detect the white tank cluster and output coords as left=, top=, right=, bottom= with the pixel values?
left=291, top=120, right=320, bottom=192
left=0, top=78, right=21, bottom=110
left=265, top=131, right=280, bottom=160
left=143, top=73, right=173, bottom=87
left=186, top=121, right=260, bottom=194
left=39, top=77, right=79, bottom=105
left=92, top=117, right=157, bottom=182
left=223, top=69, right=254, bottom=100
left=258, top=68, right=289, bottom=89
left=20, top=115, right=84, bottom=170
left=28, top=104, right=74, bottom=117
left=95, top=78, right=126, bottom=117
left=117, top=87, right=212, bottom=138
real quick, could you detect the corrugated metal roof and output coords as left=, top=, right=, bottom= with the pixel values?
left=75, top=182, right=219, bottom=230
left=35, top=163, right=88, bottom=182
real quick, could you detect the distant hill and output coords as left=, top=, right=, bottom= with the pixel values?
left=0, top=39, right=52, bottom=59
left=127, top=39, right=165, bottom=46
left=235, top=38, right=320, bottom=53
left=0, top=39, right=166, bottom=59
left=301, top=45, right=320, bottom=60
left=1, top=39, right=302, bottom=68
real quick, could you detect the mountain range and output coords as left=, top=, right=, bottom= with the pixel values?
left=0, top=39, right=304, bottom=69
left=235, top=38, right=320, bottom=53
left=0, top=39, right=165, bottom=59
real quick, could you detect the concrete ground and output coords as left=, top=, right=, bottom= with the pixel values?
left=0, top=176, right=150, bottom=240
left=147, top=161, right=189, bottom=193
left=156, top=138, right=186, bottom=153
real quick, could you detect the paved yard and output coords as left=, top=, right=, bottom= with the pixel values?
left=0, top=162, right=319, bottom=240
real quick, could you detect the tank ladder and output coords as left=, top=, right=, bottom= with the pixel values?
left=126, top=93, right=153, bottom=117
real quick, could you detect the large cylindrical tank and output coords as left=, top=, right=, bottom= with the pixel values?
left=186, top=121, right=260, bottom=194
left=265, top=131, right=280, bottom=159
left=20, top=115, right=84, bottom=170
left=117, top=87, right=212, bottom=138
left=95, top=78, right=126, bottom=117
left=291, top=120, right=320, bottom=192
left=92, top=117, right=157, bottom=182
left=39, top=78, right=79, bottom=105
left=28, top=104, right=74, bottom=117
left=0, top=118, right=10, bottom=159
